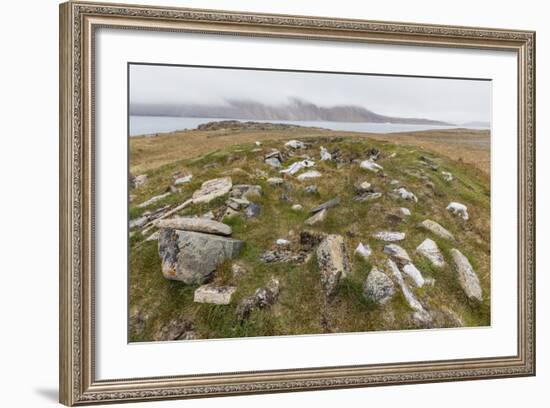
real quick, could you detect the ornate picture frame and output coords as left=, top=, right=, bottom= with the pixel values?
left=59, top=1, right=535, bottom=405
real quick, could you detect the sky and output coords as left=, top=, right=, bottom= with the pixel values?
left=129, top=64, right=492, bottom=124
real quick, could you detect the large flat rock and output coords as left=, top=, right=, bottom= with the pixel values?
left=317, top=234, right=350, bottom=297
left=419, top=219, right=455, bottom=241
left=158, top=229, right=243, bottom=284
left=194, top=284, right=237, bottom=305
left=192, top=177, right=232, bottom=204
left=450, top=249, right=482, bottom=301
left=155, top=217, right=232, bottom=236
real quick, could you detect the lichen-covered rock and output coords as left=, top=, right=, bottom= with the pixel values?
left=360, top=159, right=383, bottom=172
left=154, top=217, right=232, bottom=236
left=355, top=242, right=372, bottom=261
left=383, top=244, right=411, bottom=266
left=265, top=157, right=281, bottom=168
left=194, top=284, right=237, bottom=305
left=174, top=174, right=193, bottom=185
left=304, top=208, right=327, bottom=226
left=297, top=170, right=322, bottom=181
left=267, top=177, right=284, bottom=186
left=158, top=229, right=243, bottom=284
left=450, top=249, right=482, bottom=301
left=392, top=187, right=418, bottom=203
left=311, top=198, right=340, bottom=213
left=419, top=219, right=455, bottom=241
left=402, top=263, right=425, bottom=288
left=363, top=267, right=395, bottom=304
left=236, top=277, right=280, bottom=322
left=372, top=231, right=406, bottom=242
left=317, top=234, right=350, bottom=297
left=137, top=192, right=171, bottom=209
left=192, top=177, right=232, bottom=204
left=416, top=238, right=446, bottom=268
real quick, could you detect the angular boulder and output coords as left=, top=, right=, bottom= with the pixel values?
left=450, top=249, right=483, bottom=301
left=447, top=202, right=469, bottom=220
left=317, top=234, right=350, bottom=297
left=158, top=229, right=243, bottom=284
left=155, top=217, right=232, bottom=236
left=416, top=238, right=446, bottom=268
left=383, top=244, right=411, bottom=265
left=419, top=219, right=455, bottom=241
left=363, top=267, right=395, bottom=304
left=194, top=284, right=237, bottom=305
left=192, top=177, right=232, bottom=204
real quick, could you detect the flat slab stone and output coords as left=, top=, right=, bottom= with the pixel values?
left=304, top=208, right=327, bottom=225
left=280, top=159, right=315, bottom=175
left=450, top=249, right=482, bottom=301
left=360, top=160, right=383, bottom=172
left=383, top=244, right=411, bottom=265
left=158, top=229, right=243, bottom=284
left=317, top=234, right=351, bottom=297
left=297, top=170, right=322, bottom=181
left=174, top=175, right=193, bottom=185
left=194, top=284, right=237, bottom=305
left=267, top=177, right=284, bottom=186
left=137, top=192, right=171, bottom=209
left=311, top=198, right=340, bottom=214
left=419, top=219, right=455, bottom=241
left=416, top=238, right=446, bottom=268
left=372, top=231, right=406, bottom=242
left=155, top=217, right=232, bottom=236
left=192, top=177, right=232, bottom=204
left=402, top=263, right=425, bottom=288
left=265, top=157, right=281, bottom=168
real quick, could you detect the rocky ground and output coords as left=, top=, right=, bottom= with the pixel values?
left=128, top=122, right=491, bottom=342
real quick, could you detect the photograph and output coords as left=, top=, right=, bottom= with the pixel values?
left=127, top=64, right=492, bottom=342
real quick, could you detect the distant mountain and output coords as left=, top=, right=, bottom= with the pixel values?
left=130, top=98, right=452, bottom=126
left=460, top=121, right=491, bottom=128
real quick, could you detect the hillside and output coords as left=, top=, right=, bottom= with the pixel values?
left=128, top=124, right=490, bottom=342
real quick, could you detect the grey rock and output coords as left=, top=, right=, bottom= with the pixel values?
left=146, top=231, right=160, bottom=241
left=158, top=229, right=243, bottom=284
left=265, top=149, right=283, bottom=161
left=399, top=207, right=411, bottom=216
left=355, top=181, right=372, bottom=192
left=372, top=231, right=406, bottom=242
left=297, top=170, right=322, bottom=181
left=267, top=177, right=284, bottom=186
left=304, top=185, right=318, bottom=194
left=419, top=219, right=455, bottom=241
left=317, top=234, right=350, bottom=297
left=360, top=160, right=383, bottom=172
left=245, top=203, right=262, bottom=218
left=132, top=174, right=148, bottom=188
left=353, top=192, right=382, bottom=201
left=155, top=217, right=232, bottom=236
left=311, top=197, right=340, bottom=214
left=304, top=208, right=327, bottom=225
left=402, top=263, right=425, bottom=288
left=137, top=192, right=171, bottom=209
left=392, top=187, right=418, bottom=203
left=153, top=317, right=193, bottom=341
left=363, top=267, right=395, bottom=304
left=265, top=157, right=281, bottom=168
left=441, top=171, right=454, bottom=182
left=231, top=184, right=262, bottom=199
left=236, top=277, right=280, bottom=322
left=383, top=244, right=411, bottom=266
left=226, top=197, right=250, bottom=210
left=174, top=174, right=193, bottom=185
left=416, top=238, right=446, bottom=268
left=355, top=243, right=372, bottom=260
left=130, top=216, right=148, bottom=229
left=192, top=177, right=232, bottom=204
left=194, top=284, right=237, bottom=305
left=231, top=263, right=247, bottom=279
left=446, top=202, right=469, bottom=220
left=450, top=249, right=483, bottom=301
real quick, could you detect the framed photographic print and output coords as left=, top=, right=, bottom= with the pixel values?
left=59, top=1, right=536, bottom=405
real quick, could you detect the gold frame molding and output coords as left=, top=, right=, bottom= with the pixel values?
left=59, top=1, right=536, bottom=405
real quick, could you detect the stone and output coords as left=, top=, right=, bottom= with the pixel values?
left=441, top=171, right=453, bottom=181
left=399, top=207, right=411, bottom=216
left=393, top=187, right=418, bottom=203
left=231, top=263, right=247, bottom=279
left=372, top=231, right=406, bottom=242
left=226, top=197, right=250, bottom=210
left=276, top=238, right=291, bottom=246
left=311, top=198, right=340, bottom=213
left=260, top=249, right=308, bottom=264
left=132, top=174, right=148, bottom=188
left=363, top=267, right=395, bottom=304
left=267, top=177, right=284, bottom=186
left=194, top=284, right=237, bottom=305
left=158, top=229, right=243, bottom=284
left=320, top=146, right=332, bottom=161
left=416, top=238, right=446, bottom=268
left=304, top=209, right=327, bottom=225
left=389, top=179, right=400, bottom=186
left=174, top=174, right=193, bottom=185
left=146, top=231, right=160, bottom=241
left=153, top=317, right=194, bottom=341
left=265, top=149, right=283, bottom=161
left=285, top=140, right=306, bottom=149
left=419, top=219, right=455, bottom=241
left=201, top=211, right=215, bottom=220
left=155, top=217, right=232, bottom=236
left=280, top=159, right=315, bottom=175
left=130, top=216, right=148, bottom=229
left=367, top=148, right=380, bottom=161
left=386, top=259, right=430, bottom=320
left=304, top=185, right=318, bottom=194
left=450, top=249, right=483, bottom=301
left=402, top=263, right=425, bottom=287
left=245, top=203, right=261, bottom=218
left=236, top=277, right=280, bottom=322
left=355, top=242, right=372, bottom=261
left=192, top=177, right=232, bottom=204
left=297, top=170, right=322, bottom=181
left=265, top=157, right=281, bottom=168
left=255, top=141, right=262, bottom=146
left=137, top=192, right=171, bottom=208
left=383, top=244, right=411, bottom=265
left=447, top=202, right=469, bottom=220
left=231, top=184, right=262, bottom=199
left=317, top=234, right=351, bottom=297
left=291, top=204, right=303, bottom=211
left=360, top=159, right=383, bottom=172
left=356, top=181, right=372, bottom=192
left=388, top=152, right=397, bottom=159
left=353, top=192, right=382, bottom=201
